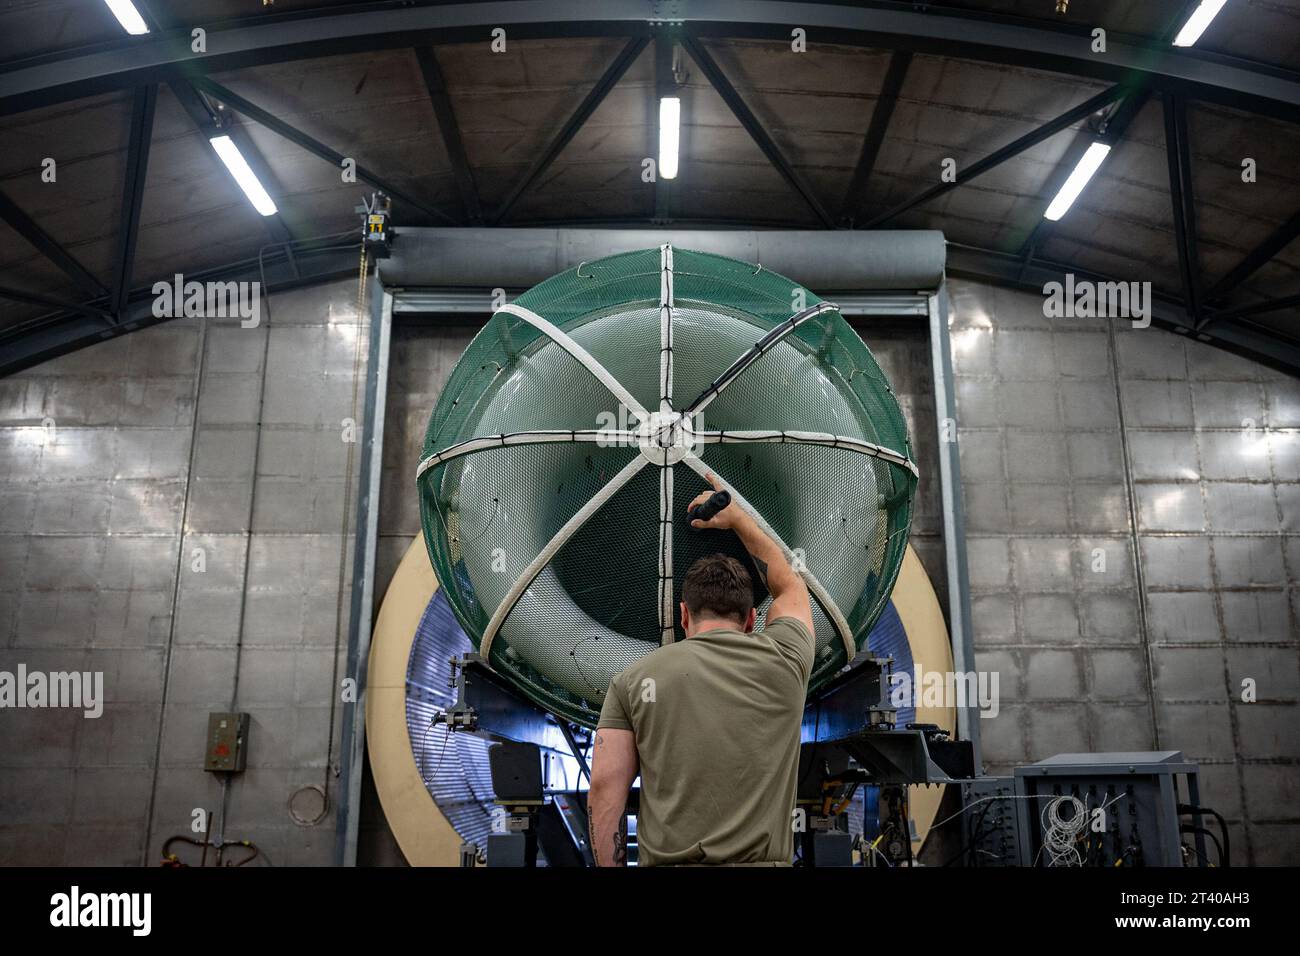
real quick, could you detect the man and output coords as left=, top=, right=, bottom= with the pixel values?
left=588, top=471, right=814, bottom=866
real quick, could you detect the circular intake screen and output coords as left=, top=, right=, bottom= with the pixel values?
left=417, top=246, right=917, bottom=727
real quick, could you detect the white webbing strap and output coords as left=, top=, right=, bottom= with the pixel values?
left=660, top=243, right=674, bottom=416
left=479, top=455, right=649, bottom=664
left=685, top=301, right=838, bottom=416
left=658, top=455, right=674, bottom=645
left=684, top=427, right=920, bottom=479
left=680, top=452, right=858, bottom=663
left=415, top=429, right=638, bottom=479
left=658, top=243, right=676, bottom=644
left=498, top=302, right=649, bottom=424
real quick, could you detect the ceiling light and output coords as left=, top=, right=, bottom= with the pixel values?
left=210, top=135, right=278, bottom=216
left=658, top=97, right=680, bottom=181
left=1172, top=0, right=1228, bottom=48
left=103, top=0, right=150, bottom=35
left=1043, top=141, right=1110, bottom=221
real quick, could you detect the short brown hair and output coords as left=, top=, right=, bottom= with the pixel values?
left=682, top=554, right=754, bottom=625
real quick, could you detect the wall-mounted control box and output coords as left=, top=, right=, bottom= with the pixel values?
left=204, top=712, right=250, bottom=772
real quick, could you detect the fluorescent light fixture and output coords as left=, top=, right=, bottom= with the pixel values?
left=1043, top=141, right=1110, bottom=221
left=1172, top=0, right=1227, bottom=47
left=209, top=135, right=278, bottom=216
left=103, top=0, right=150, bottom=35
left=658, top=96, right=680, bottom=181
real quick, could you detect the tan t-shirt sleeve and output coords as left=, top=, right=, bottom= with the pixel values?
left=762, top=615, right=816, bottom=683
left=596, top=672, right=633, bottom=731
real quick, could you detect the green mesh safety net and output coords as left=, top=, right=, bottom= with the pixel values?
left=417, top=246, right=917, bottom=727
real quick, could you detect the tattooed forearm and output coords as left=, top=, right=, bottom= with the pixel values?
left=614, top=815, right=627, bottom=865
left=589, top=805, right=601, bottom=866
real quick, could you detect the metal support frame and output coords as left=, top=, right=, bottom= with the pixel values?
left=1208, top=292, right=1300, bottom=323
left=865, top=84, right=1125, bottom=229
left=0, top=239, right=359, bottom=378
left=111, top=84, right=157, bottom=320
left=1016, top=88, right=1151, bottom=269
left=0, top=285, right=109, bottom=320
left=414, top=46, right=483, bottom=225
left=841, top=50, right=911, bottom=225
left=681, top=35, right=833, bottom=228
left=167, top=79, right=299, bottom=277
left=1202, top=209, right=1300, bottom=312
left=929, top=285, right=980, bottom=770
left=188, top=76, right=455, bottom=226
left=491, top=37, right=649, bottom=224
left=3, top=4, right=1297, bottom=375
left=1019, top=0, right=1193, bottom=273
left=1164, top=92, right=1202, bottom=327
left=3, top=1, right=1298, bottom=120
left=947, top=240, right=1300, bottom=377
left=0, top=191, right=107, bottom=298
left=334, top=273, right=392, bottom=867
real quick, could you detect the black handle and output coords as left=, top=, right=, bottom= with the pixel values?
left=688, top=489, right=732, bottom=523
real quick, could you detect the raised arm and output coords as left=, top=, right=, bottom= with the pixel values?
left=687, top=471, right=814, bottom=635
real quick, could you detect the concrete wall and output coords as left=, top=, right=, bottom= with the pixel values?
left=950, top=279, right=1300, bottom=865
left=2, top=273, right=1295, bottom=866
left=0, top=277, right=364, bottom=866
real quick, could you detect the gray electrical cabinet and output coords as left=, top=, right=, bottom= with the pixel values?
left=1012, top=751, right=1207, bottom=867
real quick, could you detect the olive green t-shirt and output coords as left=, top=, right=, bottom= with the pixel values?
left=596, top=616, right=814, bottom=866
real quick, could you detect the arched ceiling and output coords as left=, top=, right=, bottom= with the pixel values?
left=0, top=0, right=1297, bottom=374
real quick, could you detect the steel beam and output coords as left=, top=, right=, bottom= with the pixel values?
left=0, top=240, right=358, bottom=378
left=1018, top=1, right=1203, bottom=272
left=112, top=84, right=157, bottom=320
left=1202, top=209, right=1300, bottom=305
left=1206, top=292, right=1300, bottom=323
left=946, top=240, right=1300, bottom=377
left=841, top=50, right=910, bottom=225
left=335, top=271, right=391, bottom=867
left=2, top=2, right=1299, bottom=121
left=8, top=226, right=1299, bottom=382
left=0, top=190, right=107, bottom=298
left=414, top=47, right=483, bottom=225
left=682, top=35, right=833, bottom=227
left=0, top=286, right=110, bottom=321
left=930, top=286, right=980, bottom=767
left=168, top=80, right=300, bottom=277
left=864, top=84, right=1125, bottom=230
left=490, top=37, right=649, bottom=224
left=1163, top=93, right=1202, bottom=326
left=1016, top=89, right=1151, bottom=264
left=188, top=76, right=456, bottom=226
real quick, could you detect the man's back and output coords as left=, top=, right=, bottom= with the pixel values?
left=596, top=616, right=814, bottom=866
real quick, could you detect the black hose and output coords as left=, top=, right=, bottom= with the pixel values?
left=1179, top=826, right=1224, bottom=867
left=1178, top=803, right=1230, bottom=867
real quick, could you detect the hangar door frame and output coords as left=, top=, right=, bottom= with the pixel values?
left=334, top=228, right=977, bottom=864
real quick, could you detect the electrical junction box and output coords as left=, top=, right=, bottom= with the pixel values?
left=204, top=712, right=250, bottom=772
left=961, top=777, right=1021, bottom=866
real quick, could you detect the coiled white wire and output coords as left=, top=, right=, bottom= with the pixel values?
left=1041, top=795, right=1089, bottom=866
